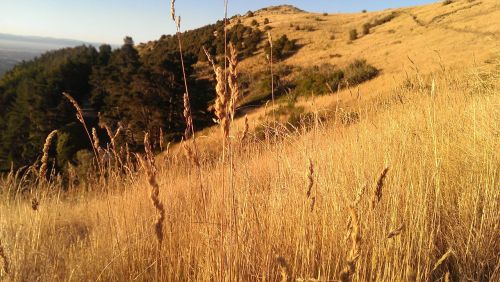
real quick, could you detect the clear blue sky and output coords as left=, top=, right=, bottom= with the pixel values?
left=0, top=0, right=437, bottom=45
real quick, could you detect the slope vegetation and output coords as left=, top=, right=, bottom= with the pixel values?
left=0, top=0, right=499, bottom=281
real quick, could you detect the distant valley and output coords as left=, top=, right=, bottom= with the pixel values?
left=0, top=33, right=105, bottom=77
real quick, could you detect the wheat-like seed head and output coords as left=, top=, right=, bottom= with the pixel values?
left=203, top=46, right=216, bottom=73
left=170, top=0, right=176, bottom=21
left=240, top=115, right=249, bottom=142
left=39, top=130, right=58, bottom=180
left=228, top=42, right=240, bottom=121
left=353, top=184, right=366, bottom=207
left=62, top=92, right=84, bottom=124
left=306, top=158, right=316, bottom=211
left=267, top=31, right=273, bottom=47
left=103, top=125, right=114, bottom=146
left=432, top=249, right=453, bottom=272
left=144, top=132, right=154, bottom=164
left=371, top=167, right=389, bottom=209
left=183, top=92, right=193, bottom=140
left=306, top=158, right=314, bottom=197
left=139, top=133, right=165, bottom=245
left=176, top=16, right=181, bottom=30
left=92, top=128, right=100, bottom=151
left=387, top=222, right=405, bottom=239
left=214, top=66, right=230, bottom=138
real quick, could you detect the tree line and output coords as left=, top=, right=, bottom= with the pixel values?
left=0, top=18, right=299, bottom=171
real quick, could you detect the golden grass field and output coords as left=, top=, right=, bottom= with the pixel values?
left=1, top=0, right=499, bottom=281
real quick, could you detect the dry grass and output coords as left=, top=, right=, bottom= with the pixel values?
left=0, top=60, right=498, bottom=281
left=0, top=1, right=499, bottom=281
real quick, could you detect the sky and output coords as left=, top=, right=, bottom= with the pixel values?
left=0, top=0, right=437, bottom=45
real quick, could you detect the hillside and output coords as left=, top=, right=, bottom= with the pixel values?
left=0, top=0, right=499, bottom=281
left=156, top=0, right=500, bottom=156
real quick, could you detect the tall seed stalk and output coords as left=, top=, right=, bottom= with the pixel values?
left=39, top=130, right=58, bottom=181
left=62, top=92, right=102, bottom=171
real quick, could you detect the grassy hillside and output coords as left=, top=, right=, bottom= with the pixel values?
left=0, top=0, right=499, bottom=281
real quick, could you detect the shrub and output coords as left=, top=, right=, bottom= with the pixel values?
left=349, top=29, right=358, bottom=41
left=264, top=18, right=270, bottom=24
left=295, top=25, right=301, bottom=31
left=264, top=26, right=272, bottom=31
left=251, top=19, right=259, bottom=27
left=265, top=35, right=297, bottom=62
left=362, top=23, right=371, bottom=35
left=241, top=28, right=263, bottom=57
left=373, top=12, right=397, bottom=26
left=293, top=64, right=345, bottom=96
left=361, top=12, right=397, bottom=36
left=323, top=12, right=328, bottom=16
left=362, top=9, right=367, bottom=13
left=292, top=60, right=379, bottom=96
left=344, top=59, right=379, bottom=85
left=247, top=10, right=254, bottom=17
left=443, top=0, right=453, bottom=5
left=238, top=65, right=293, bottom=107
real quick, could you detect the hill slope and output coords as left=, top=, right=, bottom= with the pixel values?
left=0, top=0, right=499, bottom=281
left=162, top=0, right=499, bottom=155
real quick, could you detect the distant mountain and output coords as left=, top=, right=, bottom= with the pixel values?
left=0, top=33, right=112, bottom=77
left=0, top=33, right=89, bottom=48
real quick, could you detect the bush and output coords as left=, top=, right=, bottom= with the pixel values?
left=251, top=19, right=259, bottom=27
left=323, top=12, right=328, bottom=16
left=265, top=35, right=297, bottom=62
left=264, top=18, right=270, bottom=24
left=349, top=29, right=358, bottom=41
left=344, top=59, right=379, bottom=85
left=373, top=12, right=397, bottom=26
left=238, top=66, right=293, bottom=107
left=295, top=25, right=301, bottom=31
left=361, top=12, right=397, bottom=36
left=362, top=9, right=367, bottom=13
left=292, top=60, right=379, bottom=96
left=247, top=10, right=254, bottom=17
left=362, top=23, right=371, bottom=35
left=293, top=64, right=345, bottom=96
left=442, top=0, right=453, bottom=5
left=264, top=26, right=272, bottom=31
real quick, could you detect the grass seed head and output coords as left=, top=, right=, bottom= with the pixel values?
left=371, top=167, right=389, bottom=209
left=39, top=130, right=58, bottom=180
